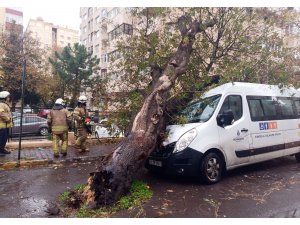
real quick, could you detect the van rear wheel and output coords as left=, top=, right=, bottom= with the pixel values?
left=200, top=152, right=224, bottom=184
left=295, top=153, right=300, bottom=163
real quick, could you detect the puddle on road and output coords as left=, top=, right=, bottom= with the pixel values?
left=20, top=196, right=48, bottom=217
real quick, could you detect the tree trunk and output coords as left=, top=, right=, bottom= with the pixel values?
left=84, top=72, right=173, bottom=207
left=83, top=17, right=217, bottom=207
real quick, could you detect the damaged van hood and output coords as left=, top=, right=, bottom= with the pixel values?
left=162, top=123, right=202, bottom=146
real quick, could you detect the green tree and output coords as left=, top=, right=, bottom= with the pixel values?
left=49, top=43, right=100, bottom=106
left=0, top=22, right=47, bottom=109
left=83, top=8, right=298, bottom=207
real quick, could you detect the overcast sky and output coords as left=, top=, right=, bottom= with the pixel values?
left=22, top=6, right=80, bottom=31
left=1, top=0, right=300, bottom=32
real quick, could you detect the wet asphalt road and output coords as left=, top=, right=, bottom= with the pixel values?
left=1, top=155, right=300, bottom=218
left=0, top=162, right=98, bottom=218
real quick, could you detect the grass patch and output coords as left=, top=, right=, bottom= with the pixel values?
left=74, top=184, right=85, bottom=194
left=58, top=180, right=153, bottom=217
left=59, top=191, right=71, bottom=204
left=118, top=180, right=153, bottom=210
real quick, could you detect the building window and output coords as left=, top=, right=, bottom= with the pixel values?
left=95, top=44, right=99, bottom=53
left=108, top=50, right=122, bottom=61
left=88, top=7, right=93, bottom=17
left=83, top=26, right=87, bottom=33
left=88, top=46, right=93, bottom=54
left=108, top=23, right=133, bottom=41
left=101, top=54, right=108, bottom=63
left=83, top=13, right=87, bottom=20
left=95, top=30, right=100, bottom=38
left=124, top=23, right=133, bottom=35
left=101, top=9, right=107, bottom=18
left=83, top=39, right=87, bottom=45
left=96, top=16, right=100, bottom=23
left=5, top=14, right=22, bottom=25
left=88, top=19, right=93, bottom=30
left=108, top=7, right=120, bottom=19
left=60, top=35, right=64, bottom=39
left=90, top=33, right=93, bottom=42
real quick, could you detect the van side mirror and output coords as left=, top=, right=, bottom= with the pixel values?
left=217, top=109, right=234, bottom=127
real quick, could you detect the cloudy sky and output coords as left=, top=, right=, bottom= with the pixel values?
left=1, top=0, right=299, bottom=32
left=22, top=6, right=80, bottom=30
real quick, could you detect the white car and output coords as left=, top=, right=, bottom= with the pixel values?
left=95, top=120, right=123, bottom=139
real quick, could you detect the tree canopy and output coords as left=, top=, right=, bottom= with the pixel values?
left=49, top=43, right=100, bottom=106
left=102, top=7, right=298, bottom=129
left=0, top=23, right=46, bottom=108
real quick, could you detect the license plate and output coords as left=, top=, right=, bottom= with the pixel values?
left=149, top=159, right=162, bottom=167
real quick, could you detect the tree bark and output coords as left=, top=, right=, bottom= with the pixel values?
left=83, top=17, right=217, bottom=207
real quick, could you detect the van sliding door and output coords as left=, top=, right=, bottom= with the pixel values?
left=247, top=96, right=284, bottom=163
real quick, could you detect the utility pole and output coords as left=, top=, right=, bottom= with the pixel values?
left=18, top=36, right=26, bottom=162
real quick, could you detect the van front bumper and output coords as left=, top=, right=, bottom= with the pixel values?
left=145, top=143, right=204, bottom=177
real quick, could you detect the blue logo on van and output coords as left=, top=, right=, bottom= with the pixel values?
left=259, top=121, right=277, bottom=130
left=259, top=122, right=268, bottom=130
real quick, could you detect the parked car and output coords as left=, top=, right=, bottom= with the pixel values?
left=12, top=112, right=21, bottom=119
left=10, top=115, right=49, bottom=136
left=23, top=105, right=33, bottom=113
left=94, top=119, right=123, bottom=139
left=37, top=109, right=50, bottom=118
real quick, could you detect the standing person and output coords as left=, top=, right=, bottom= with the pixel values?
left=73, top=95, right=89, bottom=153
left=47, top=98, right=72, bottom=158
left=0, top=91, right=13, bottom=156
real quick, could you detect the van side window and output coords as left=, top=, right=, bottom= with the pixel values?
left=248, top=99, right=264, bottom=119
left=261, top=98, right=277, bottom=118
left=219, top=95, right=242, bottom=121
left=277, top=97, right=295, bottom=118
left=247, top=96, right=297, bottom=121
left=294, top=99, right=300, bottom=116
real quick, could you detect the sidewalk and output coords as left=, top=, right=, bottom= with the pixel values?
left=0, top=139, right=117, bottom=169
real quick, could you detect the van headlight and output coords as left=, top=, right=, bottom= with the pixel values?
left=174, top=128, right=197, bottom=153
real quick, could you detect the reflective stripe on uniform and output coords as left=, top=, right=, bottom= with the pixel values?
left=52, top=125, right=68, bottom=133
left=0, top=121, right=13, bottom=129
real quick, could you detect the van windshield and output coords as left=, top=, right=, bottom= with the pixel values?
left=179, top=94, right=222, bottom=123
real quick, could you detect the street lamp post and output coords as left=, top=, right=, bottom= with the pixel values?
left=17, top=59, right=26, bottom=162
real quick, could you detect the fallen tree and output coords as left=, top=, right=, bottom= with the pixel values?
left=82, top=7, right=297, bottom=207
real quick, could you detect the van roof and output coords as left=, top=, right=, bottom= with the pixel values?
left=203, top=82, right=300, bottom=98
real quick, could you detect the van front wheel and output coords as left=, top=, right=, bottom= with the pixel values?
left=200, top=152, right=224, bottom=184
left=295, top=153, right=300, bottom=163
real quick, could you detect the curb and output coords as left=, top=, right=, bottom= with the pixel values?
left=6, top=141, right=52, bottom=149
left=0, top=155, right=106, bottom=170
left=5, top=138, right=120, bottom=150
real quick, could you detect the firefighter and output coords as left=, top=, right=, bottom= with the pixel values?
left=47, top=98, right=72, bottom=157
left=0, top=91, right=13, bottom=156
left=73, top=95, right=90, bottom=152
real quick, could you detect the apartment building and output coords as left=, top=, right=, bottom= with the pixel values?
left=0, top=7, right=23, bottom=32
left=282, top=10, right=300, bottom=79
left=80, top=7, right=134, bottom=110
left=26, top=17, right=79, bottom=54
left=80, top=7, right=133, bottom=78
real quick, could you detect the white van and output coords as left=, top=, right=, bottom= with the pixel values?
left=145, top=82, right=300, bottom=184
